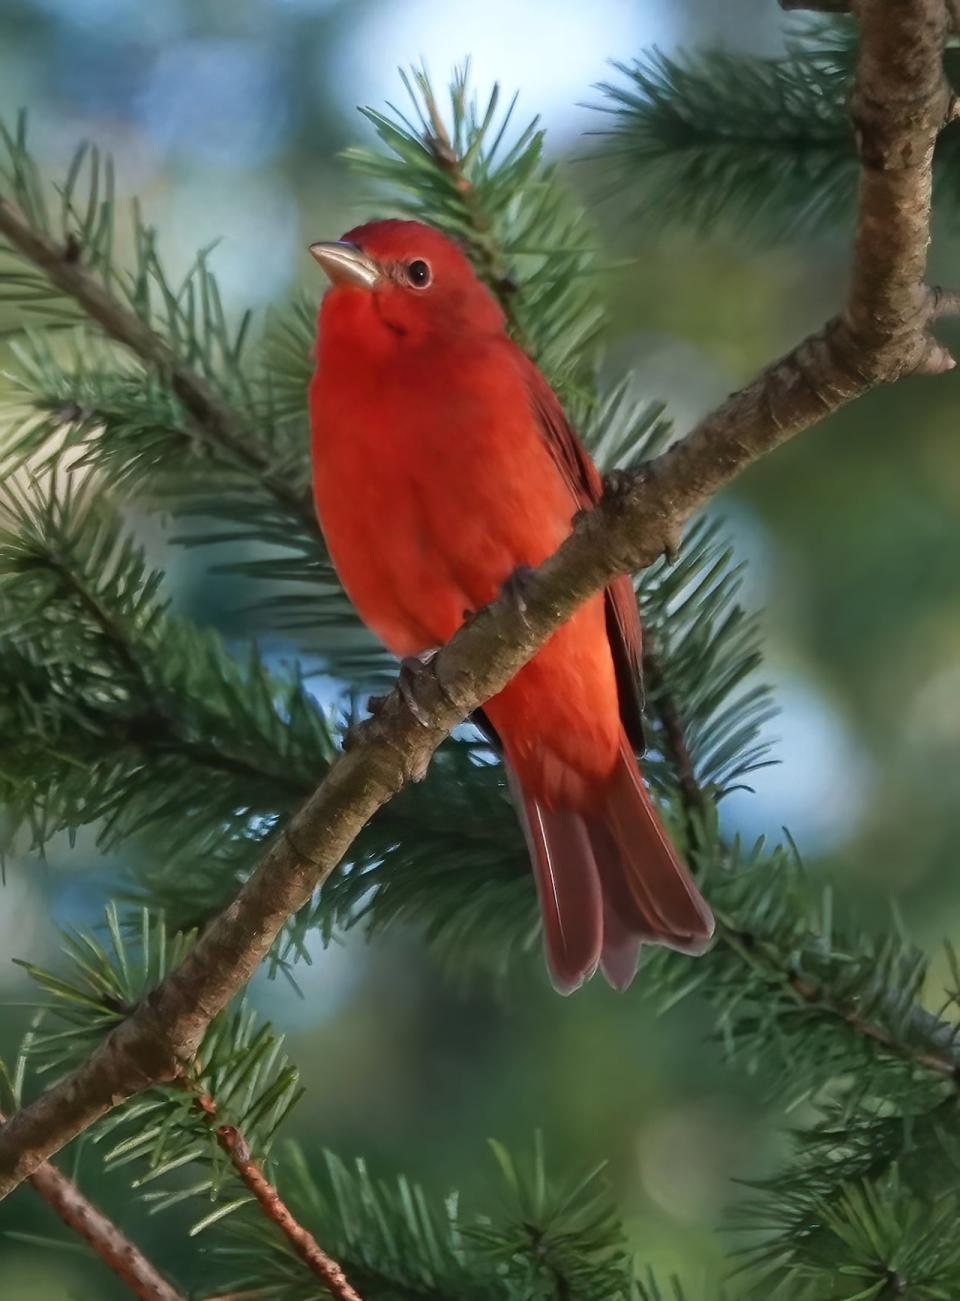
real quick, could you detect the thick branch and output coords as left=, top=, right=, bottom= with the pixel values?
left=187, top=1087, right=361, bottom=1301
left=0, top=1112, right=183, bottom=1300
left=0, top=0, right=955, bottom=1200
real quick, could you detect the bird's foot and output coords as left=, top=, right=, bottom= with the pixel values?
left=341, top=718, right=366, bottom=751
left=601, top=468, right=636, bottom=502
left=501, top=565, right=536, bottom=628
left=397, top=650, right=440, bottom=728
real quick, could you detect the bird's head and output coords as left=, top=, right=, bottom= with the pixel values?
left=309, top=219, right=504, bottom=347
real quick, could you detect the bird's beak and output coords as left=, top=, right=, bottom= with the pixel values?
left=309, top=241, right=380, bottom=289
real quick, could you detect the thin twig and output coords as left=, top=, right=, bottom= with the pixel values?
left=641, top=639, right=706, bottom=852
left=216, top=1127, right=361, bottom=1301
left=184, top=1086, right=362, bottom=1301
left=419, top=76, right=520, bottom=316
left=0, top=1111, right=183, bottom=1300
left=0, top=0, right=957, bottom=1202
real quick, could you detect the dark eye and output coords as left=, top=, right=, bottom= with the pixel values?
left=406, top=259, right=431, bottom=288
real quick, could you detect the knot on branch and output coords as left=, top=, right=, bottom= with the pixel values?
left=215, top=1124, right=250, bottom=1162
left=834, top=285, right=955, bottom=384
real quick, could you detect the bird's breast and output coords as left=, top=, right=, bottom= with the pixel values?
left=310, top=335, right=577, bottom=651
left=309, top=326, right=623, bottom=796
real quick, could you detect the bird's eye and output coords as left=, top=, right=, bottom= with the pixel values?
left=406, top=259, right=432, bottom=288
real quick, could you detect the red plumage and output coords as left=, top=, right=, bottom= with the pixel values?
left=309, top=219, right=713, bottom=992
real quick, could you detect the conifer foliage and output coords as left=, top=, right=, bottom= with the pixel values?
left=2, top=14, right=960, bottom=1298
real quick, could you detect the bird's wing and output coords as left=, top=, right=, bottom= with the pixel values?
left=520, top=353, right=646, bottom=751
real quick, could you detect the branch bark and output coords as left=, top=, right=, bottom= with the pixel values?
left=0, top=0, right=956, bottom=1201
left=0, top=1112, right=183, bottom=1300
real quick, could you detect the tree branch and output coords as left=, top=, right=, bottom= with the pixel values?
left=186, top=1086, right=362, bottom=1301
left=0, top=1112, right=183, bottom=1300
left=0, top=0, right=956, bottom=1201
left=0, top=196, right=316, bottom=530
left=637, top=661, right=960, bottom=1088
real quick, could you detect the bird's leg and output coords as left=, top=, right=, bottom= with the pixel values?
left=500, top=564, right=536, bottom=628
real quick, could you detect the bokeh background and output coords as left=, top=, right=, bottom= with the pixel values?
left=1, top=0, right=959, bottom=1296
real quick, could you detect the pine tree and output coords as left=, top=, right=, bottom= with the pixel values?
left=2, top=4, right=960, bottom=1297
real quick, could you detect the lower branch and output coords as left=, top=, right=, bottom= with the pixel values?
left=0, top=1111, right=183, bottom=1301
left=188, top=1089, right=361, bottom=1301
left=216, top=1128, right=361, bottom=1301
left=638, top=652, right=960, bottom=1084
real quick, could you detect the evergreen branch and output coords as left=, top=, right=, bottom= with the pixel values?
left=0, top=135, right=340, bottom=658
left=416, top=71, right=521, bottom=315
left=596, top=35, right=858, bottom=240
left=640, top=633, right=706, bottom=851
left=0, top=1108, right=184, bottom=1301
left=0, top=0, right=954, bottom=1202
left=636, top=615, right=960, bottom=1090
left=598, top=16, right=960, bottom=241
left=734, top=1097, right=960, bottom=1289
left=16, top=934, right=633, bottom=1301
left=184, top=1085, right=362, bottom=1301
left=0, top=197, right=274, bottom=491
left=1, top=333, right=317, bottom=538
left=787, top=969, right=960, bottom=1081
left=0, top=474, right=334, bottom=861
left=212, top=1137, right=631, bottom=1300
left=739, top=1148, right=960, bottom=1295
left=346, top=65, right=603, bottom=386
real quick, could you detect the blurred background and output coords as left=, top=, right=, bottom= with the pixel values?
left=1, top=0, right=959, bottom=1295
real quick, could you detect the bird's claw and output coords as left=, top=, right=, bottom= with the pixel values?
left=341, top=719, right=365, bottom=751
left=602, top=468, right=636, bottom=502
left=398, top=651, right=438, bottom=728
left=501, top=565, right=536, bottom=628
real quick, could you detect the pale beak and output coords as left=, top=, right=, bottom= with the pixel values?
left=308, top=240, right=380, bottom=289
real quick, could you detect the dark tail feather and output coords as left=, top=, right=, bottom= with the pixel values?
left=508, top=736, right=712, bottom=994
left=598, top=892, right=642, bottom=992
left=508, top=770, right=603, bottom=995
left=588, top=734, right=714, bottom=965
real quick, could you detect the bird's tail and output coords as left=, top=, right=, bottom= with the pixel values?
left=510, top=733, right=714, bottom=994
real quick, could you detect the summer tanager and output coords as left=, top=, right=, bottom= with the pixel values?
left=309, top=219, right=713, bottom=992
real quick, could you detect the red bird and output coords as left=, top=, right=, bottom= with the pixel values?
left=309, top=220, right=713, bottom=992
